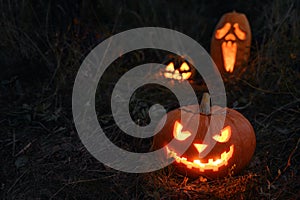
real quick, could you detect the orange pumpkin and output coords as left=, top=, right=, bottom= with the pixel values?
left=211, top=11, right=251, bottom=76
left=152, top=93, right=256, bottom=179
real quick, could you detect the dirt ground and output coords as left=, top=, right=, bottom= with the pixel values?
left=1, top=0, right=299, bottom=199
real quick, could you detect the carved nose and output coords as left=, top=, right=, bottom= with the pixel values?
left=193, top=143, right=207, bottom=153
left=225, top=33, right=236, bottom=41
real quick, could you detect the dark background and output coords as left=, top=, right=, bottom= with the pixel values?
left=1, top=0, right=299, bottom=199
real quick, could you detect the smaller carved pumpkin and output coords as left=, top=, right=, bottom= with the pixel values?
left=211, top=11, right=251, bottom=76
left=152, top=93, right=256, bottom=179
left=161, top=55, right=195, bottom=81
left=163, top=62, right=193, bottom=81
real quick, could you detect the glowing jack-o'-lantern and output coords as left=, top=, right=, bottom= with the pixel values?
left=211, top=11, right=251, bottom=75
left=163, top=62, right=193, bottom=81
left=152, top=93, right=256, bottom=179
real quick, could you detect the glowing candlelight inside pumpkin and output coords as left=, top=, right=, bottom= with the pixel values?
left=163, top=62, right=192, bottom=80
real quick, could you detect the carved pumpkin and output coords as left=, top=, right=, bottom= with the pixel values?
left=163, top=62, right=193, bottom=81
left=152, top=93, right=256, bottom=179
left=211, top=11, right=251, bottom=76
left=161, top=55, right=195, bottom=81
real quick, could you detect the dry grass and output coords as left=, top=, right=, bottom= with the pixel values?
left=0, top=0, right=299, bottom=199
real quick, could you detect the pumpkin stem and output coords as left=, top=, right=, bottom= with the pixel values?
left=199, top=92, right=211, bottom=115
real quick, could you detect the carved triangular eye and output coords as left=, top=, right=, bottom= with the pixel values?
left=180, top=62, right=190, bottom=71
left=164, top=62, right=175, bottom=79
left=165, top=62, right=175, bottom=72
left=233, top=23, right=246, bottom=40
left=173, top=121, right=192, bottom=141
left=213, top=126, right=231, bottom=143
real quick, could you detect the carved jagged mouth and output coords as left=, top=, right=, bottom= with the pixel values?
left=167, top=145, right=234, bottom=172
left=163, top=71, right=192, bottom=81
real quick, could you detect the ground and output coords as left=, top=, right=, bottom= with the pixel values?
left=0, top=0, right=299, bottom=199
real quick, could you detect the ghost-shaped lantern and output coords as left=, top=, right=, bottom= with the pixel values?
left=211, top=11, right=251, bottom=75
